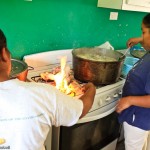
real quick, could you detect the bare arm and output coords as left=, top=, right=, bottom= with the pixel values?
left=116, top=95, right=150, bottom=113
left=127, top=37, right=143, bottom=47
left=79, top=82, right=96, bottom=118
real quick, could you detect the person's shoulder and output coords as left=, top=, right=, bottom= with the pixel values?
left=29, top=82, right=58, bottom=94
left=17, top=80, right=53, bottom=91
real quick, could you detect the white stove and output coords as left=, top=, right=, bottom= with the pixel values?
left=24, top=49, right=125, bottom=150
left=24, top=49, right=125, bottom=121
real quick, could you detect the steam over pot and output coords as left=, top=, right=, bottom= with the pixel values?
left=72, top=47, right=125, bottom=85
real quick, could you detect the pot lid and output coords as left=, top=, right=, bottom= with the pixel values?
left=10, top=59, right=28, bottom=77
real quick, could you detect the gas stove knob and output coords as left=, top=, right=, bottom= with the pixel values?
left=113, top=93, right=118, bottom=98
left=98, top=99, right=103, bottom=106
left=105, top=96, right=111, bottom=102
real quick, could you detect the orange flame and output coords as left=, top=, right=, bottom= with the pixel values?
left=54, top=56, right=71, bottom=94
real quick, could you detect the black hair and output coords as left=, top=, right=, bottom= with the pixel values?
left=143, top=13, right=150, bottom=28
left=0, top=29, right=7, bottom=51
left=0, top=29, right=9, bottom=61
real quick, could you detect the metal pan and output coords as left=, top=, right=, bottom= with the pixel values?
left=10, top=59, right=34, bottom=81
left=72, top=47, right=125, bottom=85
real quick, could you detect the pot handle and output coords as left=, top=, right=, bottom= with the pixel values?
left=28, top=66, right=34, bottom=71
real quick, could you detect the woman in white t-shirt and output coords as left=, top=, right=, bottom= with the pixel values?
left=0, top=29, right=96, bottom=150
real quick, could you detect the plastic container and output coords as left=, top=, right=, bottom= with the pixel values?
left=121, top=56, right=139, bottom=77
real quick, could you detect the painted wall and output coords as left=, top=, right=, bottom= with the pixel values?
left=0, top=0, right=147, bottom=59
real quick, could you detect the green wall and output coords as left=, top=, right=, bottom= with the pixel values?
left=0, top=0, right=147, bottom=59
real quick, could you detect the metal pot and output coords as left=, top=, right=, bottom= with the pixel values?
left=72, top=47, right=125, bottom=85
left=10, top=59, right=33, bottom=81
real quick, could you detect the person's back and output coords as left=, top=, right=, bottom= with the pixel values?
left=0, top=29, right=96, bottom=150
left=0, top=79, right=88, bottom=150
left=0, top=79, right=54, bottom=150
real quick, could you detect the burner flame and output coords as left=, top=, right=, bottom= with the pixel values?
left=40, top=56, right=84, bottom=97
left=53, top=56, right=76, bottom=96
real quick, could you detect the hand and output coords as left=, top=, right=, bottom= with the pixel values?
left=127, top=37, right=143, bottom=48
left=116, top=96, right=131, bottom=113
left=82, top=82, right=96, bottom=92
left=79, top=82, right=96, bottom=118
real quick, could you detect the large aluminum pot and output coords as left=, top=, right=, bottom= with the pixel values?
left=10, top=59, right=33, bottom=81
left=72, top=47, right=125, bottom=85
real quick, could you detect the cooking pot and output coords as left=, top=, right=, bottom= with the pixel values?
left=10, top=59, right=33, bottom=81
left=72, top=47, right=125, bottom=85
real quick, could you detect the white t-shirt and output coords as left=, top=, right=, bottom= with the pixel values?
left=0, top=79, right=83, bottom=150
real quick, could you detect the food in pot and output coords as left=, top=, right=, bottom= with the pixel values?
left=76, top=53, right=117, bottom=62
